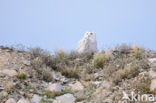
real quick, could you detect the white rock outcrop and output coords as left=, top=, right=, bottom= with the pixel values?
left=77, top=32, right=98, bottom=54
left=17, top=98, right=31, bottom=103
left=30, top=94, right=42, bottom=103
left=5, top=98, right=16, bottom=103
left=72, top=81, right=84, bottom=91
left=46, top=83, right=63, bottom=93
left=150, top=79, right=156, bottom=91
left=53, top=93, right=76, bottom=103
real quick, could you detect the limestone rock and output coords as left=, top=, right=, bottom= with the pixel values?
left=5, top=98, right=16, bottom=103
left=0, top=69, right=17, bottom=77
left=77, top=32, right=98, bottom=54
left=53, top=93, right=75, bottom=103
left=46, top=83, right=63, bottom=92
left=72, top=81, right=84, bottom=91
left=149, top=70, right=156, bottom=79
left=17, top=98, right=31, bottom=103
left=148, top=58, right=156, bottom=66
left=30, top=94, right=42, bottom=103
left=150, top=79, right=156, bottom=91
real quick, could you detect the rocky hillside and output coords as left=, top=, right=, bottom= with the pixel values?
left=1, top=44, right=156, bottom=103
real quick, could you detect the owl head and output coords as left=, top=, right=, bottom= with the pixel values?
left=84, top=31, right=95, bottom=39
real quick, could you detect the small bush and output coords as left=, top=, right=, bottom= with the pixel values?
left=115, top=43, right=132, bottom=51
left=112, top=62, right=140, bottom=84
left=41, top=67, right=53, bottom=82
left=61, top=65, right=79, bottom=79
left=93, top=51, right=106, bottom=68
left=17, top=70, right=27, bottom=79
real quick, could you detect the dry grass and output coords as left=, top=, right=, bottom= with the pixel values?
left=93, top=51, right=106, bottom=68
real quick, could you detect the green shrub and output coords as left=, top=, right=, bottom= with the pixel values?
left=17, top=70, right=27, bottom=79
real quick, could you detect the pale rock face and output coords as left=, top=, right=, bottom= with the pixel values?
left=148, top=58, right=156, bottom=66
left=72, top=81, right=84, bottom=91
left=46, top=83, right=63, bottom=93
left=149, top=70, right=156, bottom=79
left=150, top=79, right=156, bottom=91
left=0, top=69, right=17, bottom=77
left=5, top=98, right=16, bottom=103
left=53, top=93, right=76, bottom=103
left=17, top=99, right=31, bottom=103
left=30, top=94, right=42, bottom=103
left=77, top=32, right=98, bottom=54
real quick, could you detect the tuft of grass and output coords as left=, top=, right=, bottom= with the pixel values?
left=44, top=89, right=73, bottom=99
left=93, top=51, right=106, bottom=68
left=112, top=62, right=140, bottom=84
left=17, top=70, right=27, bottom=79
left=60, top=65, right=79, bottom=79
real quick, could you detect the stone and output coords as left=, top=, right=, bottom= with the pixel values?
left=105, top=49, right=114, bottom=59
left=72, top=81, right=84, bottom=91
left=103, top=99, right=113, bottom=103
left=17, top=98, right=31, bottom=103
left=30, top=94, right=42, bottom=103
left=148, top=58, right=156, bottom=66
left=77, top=31, right=98, bottom=54
left=150, top=79, right=156, bottom=91
left=5, top=98, right=16, bottom=103
left=0, top=87, right=4, bottom=92
left=0, top=69, right=17, bottom=77
left=46, top=83, right=63, bottom=92
left=23, top=60, right=31, bottom=66
left=149, top=70, right=156, bottom=79
left=53, top=93, right=76, bottom=103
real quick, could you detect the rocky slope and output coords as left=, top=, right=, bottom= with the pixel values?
left=0, top=45, right=156, bottom=103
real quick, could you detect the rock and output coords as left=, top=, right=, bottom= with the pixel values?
left=0, top=69, right=17, bottom=77
left=53, top=93, right=76, bottom=103
left=23, top=60, right=31, bottom=66
left=150, top=79, right=156, bottom=91
left=52, top=72, right=69, bottom=83
left=92, top=81, right=102, bottom=86
left=0, top=87, right=4, bottom=92
left=72, top=81, right=84, bottom=91
left=149, top=70, right=156, bottom=79
left=105, top=49, right=114, bottom=59
left=30, top=94, right=42, bottom=103
left=103, top=99, right=113, bottom=103
left=0, top=91, right=8, bottom=97
left=148, top=58, right=156, bottom=66
left=46, top=83, right=63, bottom=92
left=77, top=31, right=98, bottom=54
left=5, top=98, right=16, bottom=103
left=101, top=80, right=111, bottom=89
left=17, top=98, right=31, bottom=103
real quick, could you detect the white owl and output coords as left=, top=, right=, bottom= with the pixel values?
left=77, top=31, right=98, bottom=54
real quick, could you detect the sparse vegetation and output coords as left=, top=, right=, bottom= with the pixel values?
left=1, top=44, right=155, bottom=103
left=17, top=69, right=27, bottom=79
left=93, top=51, right=106, bottom=68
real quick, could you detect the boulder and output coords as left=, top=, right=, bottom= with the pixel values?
left=17, top=98, right=31, bottom=103
left=0, top=69, right=17, bottom=77
left=30, top=94, right=42, bottom=103
left=46, top=83, right=63, bottom=93
left=150, top=79, right=156, bottom=91
left=53, top=93, right=76, bottom=103
left=5, top=98, right=16, bottom=103
left=149, top=70, right=156, bottom=79
left=72, top=81, right=84, bottom=91
left=77, top=32, right=98, bottom=54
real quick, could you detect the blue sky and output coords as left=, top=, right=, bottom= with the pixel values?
left=0, top=0, right=156, bottom=51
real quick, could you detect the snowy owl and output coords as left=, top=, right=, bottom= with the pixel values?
left=77, top=31, right=98, bottom=54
